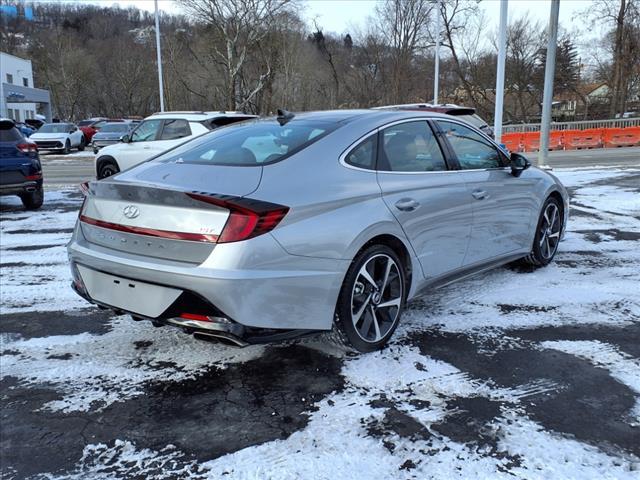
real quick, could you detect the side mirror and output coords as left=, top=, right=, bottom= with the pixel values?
left=121, top=134, right=130, bottom=143
left=510, top=152, right=531, bottom=177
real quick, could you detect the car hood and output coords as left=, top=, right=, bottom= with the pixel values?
left=114, top=160, right=263, bottom=197
left=31, top=132, right=68, bottom=140
left=94, top=133, right=123, bottom=140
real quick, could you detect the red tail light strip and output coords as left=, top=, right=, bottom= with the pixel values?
left=24, top=173, right=42, bottom=181
left=79, top=215, right=219, bottom=243
left=187, top=193, right=289, bottom=243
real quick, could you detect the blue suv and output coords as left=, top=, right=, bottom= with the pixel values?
left=0, top=118, right=44, bottom=209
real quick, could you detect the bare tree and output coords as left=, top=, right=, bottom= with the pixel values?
left=176, top=0, right=296, bottom=111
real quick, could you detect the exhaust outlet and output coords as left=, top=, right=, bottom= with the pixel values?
left=193, top=331, right=249, bottom=347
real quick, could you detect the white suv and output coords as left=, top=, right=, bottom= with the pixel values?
left=95, top=111, right=256, bottom=179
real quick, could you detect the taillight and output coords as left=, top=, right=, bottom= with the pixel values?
left=187, top=193, right=289, bottom=243
left=17, top=143, right=38, bottom=154
left=25, top=173, right=42, bottom=180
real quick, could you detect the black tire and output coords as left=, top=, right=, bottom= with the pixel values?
left=523, top=196, right=563, bottom=267
left=20, top=188, right=44, bottom=210
left=63, top=140, right=71, bottom=155
left=334, top=244, right=406, bottom=352
left=97, top=159, right=120, bottom=179
left=78, top=136, right=86, bottom=151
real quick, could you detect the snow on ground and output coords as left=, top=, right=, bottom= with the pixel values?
left=1, top=167, right=639, bottom=479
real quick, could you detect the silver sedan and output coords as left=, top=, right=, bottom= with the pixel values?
left=67, top=109, right=569, bottom=352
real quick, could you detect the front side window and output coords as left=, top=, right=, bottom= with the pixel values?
left=379, top=121, right=447, bottom=172
left=155, top=118, right=338, bottom=166
left=131, top=119, right=162, bottom=142
left=160, top=119, right=191, bottom=140
left=437, top=120, right=503, bottom=170
left=345, top=134, right=376, bottom=170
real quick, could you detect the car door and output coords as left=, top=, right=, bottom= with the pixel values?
left=117, top=119, right=165, bottom=170
left=70, top=125, right=83, bottom=146
left=376, top=120, right=473, bottom=279
left=435, top=119, right=537, bottom=266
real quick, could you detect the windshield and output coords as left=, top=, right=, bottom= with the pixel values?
left=39, top=123, right=72, bottom=134
left=456, top=114, right=487, bottom=129
left=154, top=118, right=338, bottom=166
left=100, top=123, right=129, bottom=133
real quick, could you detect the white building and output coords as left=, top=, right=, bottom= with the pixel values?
left=0, top=52, right=38, bottom=121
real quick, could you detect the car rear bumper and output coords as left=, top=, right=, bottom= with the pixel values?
left=67, top=224, right=349, bottom=332
left=0, top=180, right=42, bottom=196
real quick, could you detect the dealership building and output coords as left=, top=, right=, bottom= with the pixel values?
left=0, top=51, right=52, bottom=122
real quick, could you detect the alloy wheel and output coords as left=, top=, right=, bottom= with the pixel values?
left=350, top=254, right=403, bottom=343
left=539, top=203, right=561, bottom=260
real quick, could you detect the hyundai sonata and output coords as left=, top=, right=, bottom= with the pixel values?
left=67, top=109, right=568, bottom=352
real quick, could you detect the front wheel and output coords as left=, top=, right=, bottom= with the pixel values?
left=78, top=137, right=86, bottom=151
left=97, top=160, right=119, bottom=179
left=334, top=245, right=405, bottom=352
left=63, top=140, right=71, bottom=154
left=523, top=197, right=563, bottom=267
left=20, top=188, right=44, bottom=210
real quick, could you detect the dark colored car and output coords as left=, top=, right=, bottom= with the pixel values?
left=79, top=118, right=124, bottom=143
left=377, top=103, right=495, bottom=138
left=0, top=118, right=43, bottom=210
left=91, top=122, right=135, bottom=154
left=25, top=118, right=45, bottom=130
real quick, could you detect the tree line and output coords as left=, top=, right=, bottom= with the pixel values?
left=1, top=0, right=638, bottom=122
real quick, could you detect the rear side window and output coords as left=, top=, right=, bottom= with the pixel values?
left=379, top=121, right=447, bottom=172
left=160, top=119, right=191, bottom=140
left=155, top=119, right=338, bottom=166
left=0, top=126, right=23, bottom=142
left=345, top=135, right=376, bottom=170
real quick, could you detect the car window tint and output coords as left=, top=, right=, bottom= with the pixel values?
left=438, top=120, right=501, bottom=169
left=0, top=126, right=23, bottom=142
left=154, top=119, right=337, bottom=166
left=131, top=120, right=162, bottom=142
left=345, top=135, right=376, bottom=170
left=160, top=119, right=191, bottom=140
left=380, top=121, right=446, bottom=172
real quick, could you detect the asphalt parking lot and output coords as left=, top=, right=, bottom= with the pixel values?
left=1, top=162, right=639, bottom=478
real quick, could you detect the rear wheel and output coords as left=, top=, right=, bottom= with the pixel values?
left=97, top=159, right=119, bottom=179
left=523, top=197, right=562, bottom=267
left=334, top=245, right=405, bottom=352
left=20, top=187, right=44, bottom=210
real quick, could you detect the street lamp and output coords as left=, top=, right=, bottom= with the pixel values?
left=154, top=0, right=165, bottom=112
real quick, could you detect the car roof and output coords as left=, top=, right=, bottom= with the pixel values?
left=147, top=111, right=258, bottom=121
left=375, top=103, right=477, bottom=116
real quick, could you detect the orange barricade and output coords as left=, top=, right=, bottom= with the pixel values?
left=563, top=129, right=603, bottom=150
left=603, top=126, right=640, bottom=148
left=501, top=132, right=522, bottom=152
left=520, top=131, right=564, bottom=152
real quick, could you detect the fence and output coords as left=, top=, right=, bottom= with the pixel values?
left=501, top=119, right=640, bottom=152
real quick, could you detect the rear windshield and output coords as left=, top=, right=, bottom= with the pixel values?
left=39, top=123, right=72, bottom=133
left=78, top=120, right=94, bottom=127
left=155, top=118, right=338, bottom=166
left=100, top=123, right=129, bottom=133
left=0, top=126, right=23, bottom=142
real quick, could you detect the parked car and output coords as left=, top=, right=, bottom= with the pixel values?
left=377, top=103, right=495, bottom=138
left=0, top=118, right=43, bottom=209
left=94, top=111, right=256, bottom=179
left=78, top=118, right=125, bottom=143
left=25, top=118, right=45, bottom=130
left=15, top=122, right=35, bottom=137
left=91, top=122, right=135, bottom=154
left=30, top=122, right=86, bottom=153
left=69, top=109, right=569, bottom=352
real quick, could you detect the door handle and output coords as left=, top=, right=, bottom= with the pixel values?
left=395, top=198, right=420, bottom=212
left=472, top=190, right=488, bottom=200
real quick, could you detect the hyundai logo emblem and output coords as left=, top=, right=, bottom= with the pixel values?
left=123, top=205, right=140, bottom=219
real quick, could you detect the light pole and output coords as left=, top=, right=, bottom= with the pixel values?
left=537, top=0, right=560, bottom=167
left=154, top=0, right=165, bottom=112
left=493, top=0, right=508, bottom=144
left=433, top=0, right=441, bottom=104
